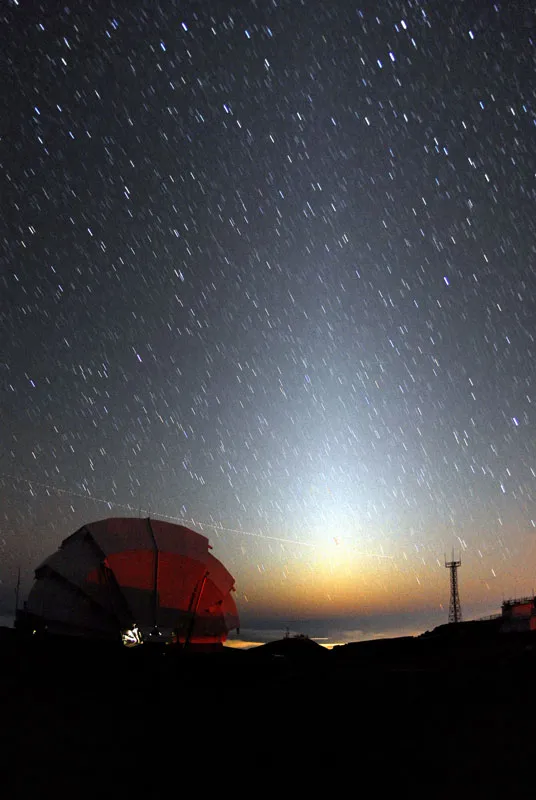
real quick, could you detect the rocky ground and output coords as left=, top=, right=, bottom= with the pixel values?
left=2, top=623, right=536, bottom=796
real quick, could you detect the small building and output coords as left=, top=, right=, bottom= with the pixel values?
left=501, top=596, right=536, bottom=633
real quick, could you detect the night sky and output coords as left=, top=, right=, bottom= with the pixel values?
left=2, top=1, right=536, bottom=645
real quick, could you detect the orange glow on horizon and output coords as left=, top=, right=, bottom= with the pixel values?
left=230, top=529, right=536, bottom=620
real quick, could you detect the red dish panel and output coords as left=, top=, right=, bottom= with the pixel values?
left=28, top=517, right=239, bottom=642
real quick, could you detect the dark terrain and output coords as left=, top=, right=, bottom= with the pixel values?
left=2, top=622, right=536, bottom=795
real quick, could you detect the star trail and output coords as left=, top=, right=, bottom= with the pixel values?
left=2, top=1, right=535, bottom=642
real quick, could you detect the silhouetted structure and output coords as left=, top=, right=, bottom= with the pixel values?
left=445, top=556, right=462, bottom=623
left=501, top=595, right=536, bottom=632
left=16, top=517, right=239, bottom=647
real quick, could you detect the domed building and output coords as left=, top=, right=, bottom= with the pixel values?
left=17, top=517, right=239, bottom=647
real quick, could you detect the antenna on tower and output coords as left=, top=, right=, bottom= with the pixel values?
left=14, top=566, right=21, bottom=623
left=445, top=553, right=462, bottom=624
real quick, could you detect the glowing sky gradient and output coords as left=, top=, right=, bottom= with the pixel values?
left=2, top=1, right=535, bottom=644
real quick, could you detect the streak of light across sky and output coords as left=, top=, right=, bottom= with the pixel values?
left=2, top=0, right=536, bottom=643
